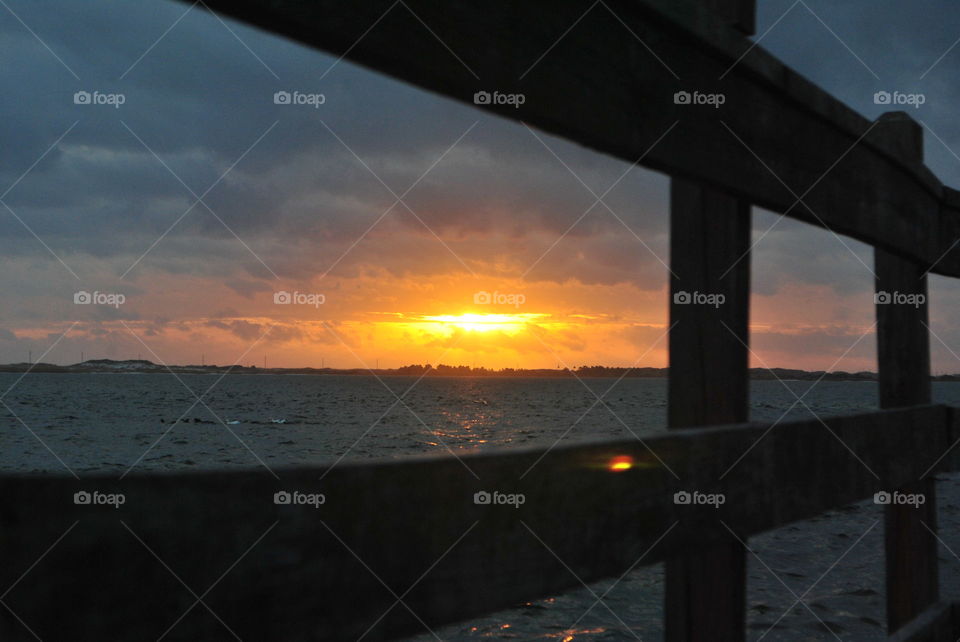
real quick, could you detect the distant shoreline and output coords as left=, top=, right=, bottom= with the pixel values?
left=2, top=359, right=960, bottom=381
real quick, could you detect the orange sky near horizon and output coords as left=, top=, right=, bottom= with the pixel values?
left=8, top=268, right=904, bottom=373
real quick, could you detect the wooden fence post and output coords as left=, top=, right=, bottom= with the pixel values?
left=873, top=111, right=939, bottom=633
left=665, top=178, right=751, bottom=641
left=664, top=4, right=755, bottom=640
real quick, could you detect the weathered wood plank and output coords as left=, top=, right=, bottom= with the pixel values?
left=668, top=181, right=750, bottom=430
left=183, top=0, right=960, bottom=277
left=874, top=113, right=940, bottom=634
left=666, top=178, right=750, bottom=640
left=0, top=406, right=950, bottom=640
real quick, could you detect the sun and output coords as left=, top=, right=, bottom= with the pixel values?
left=420, top=313, right=547, bottom=333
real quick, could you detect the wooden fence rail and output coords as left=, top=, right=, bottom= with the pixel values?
left=0, top=406, right=956, bottom=640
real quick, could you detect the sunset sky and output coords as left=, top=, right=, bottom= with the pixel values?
left=3, top=0, right=960, bottom=371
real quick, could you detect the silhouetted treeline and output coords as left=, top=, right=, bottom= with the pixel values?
left=4, top=359, right=960, bottom=381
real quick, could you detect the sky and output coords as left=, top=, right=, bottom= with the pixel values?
left=2, top=0, right=960, bottom=371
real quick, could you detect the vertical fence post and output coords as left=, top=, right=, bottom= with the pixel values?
left=873, top=112, right=939, bottom=632
left=666, top=179, right=751, bottom=641
left=664, top=4, right=755, bottom=640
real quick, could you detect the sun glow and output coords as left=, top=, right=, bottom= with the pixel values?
left=419, top=313, right=548, bottom=333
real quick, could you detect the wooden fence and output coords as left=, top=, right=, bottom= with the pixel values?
left=3, top=0, right=960, bottom=639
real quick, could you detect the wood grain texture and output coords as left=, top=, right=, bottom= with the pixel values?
left=668, top=180, right=750, bottom=429
left=876, top=249, right=939, bottom=633
left=666, top=179, right=750, bottom=640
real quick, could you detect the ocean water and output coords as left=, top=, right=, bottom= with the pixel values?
left=3, top=374, right=960, bottom=640
left=0, top=374, right=901, bottom=475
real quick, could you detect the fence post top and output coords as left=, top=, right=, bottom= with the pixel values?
left=877, top=110, right=919, bottom=124
left=873, top=111, right=923, bottom=163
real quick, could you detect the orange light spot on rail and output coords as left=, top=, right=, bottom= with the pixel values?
left=608, top=455, right=634, bottom=472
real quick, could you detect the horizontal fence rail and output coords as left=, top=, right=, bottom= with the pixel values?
left=1, top=405, right=956, bottom=640
left=187, top=0, right=960, bottom=277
